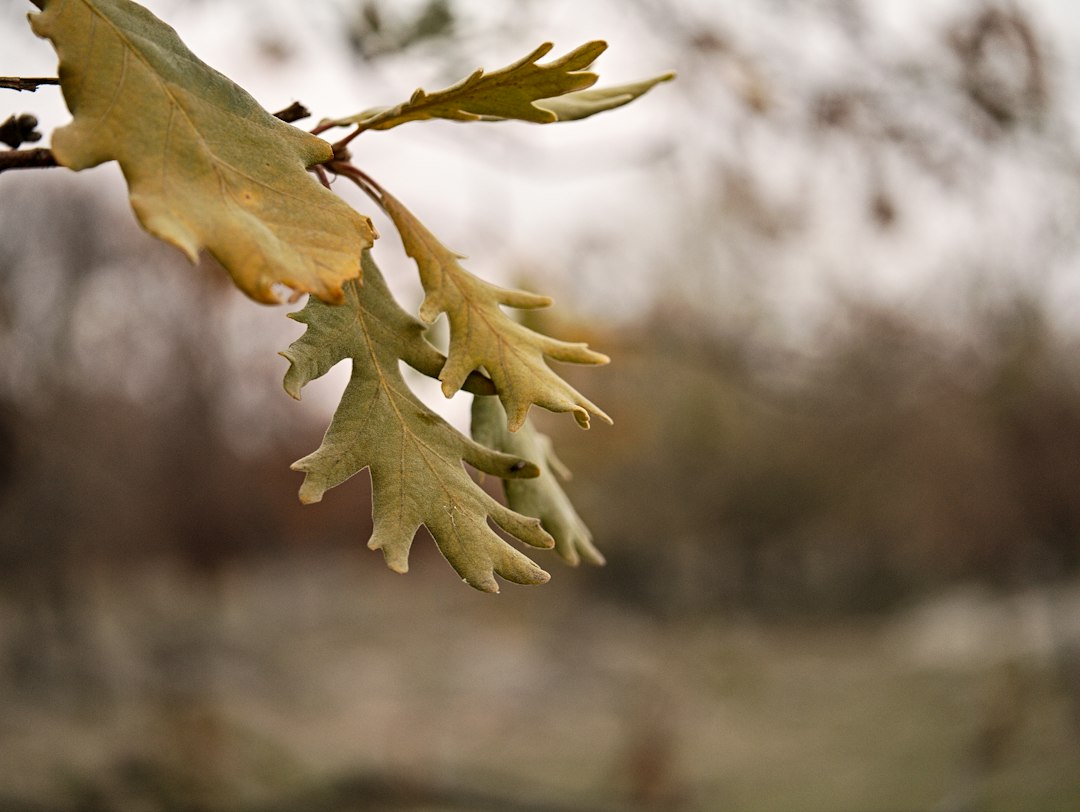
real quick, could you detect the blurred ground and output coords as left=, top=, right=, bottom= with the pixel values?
left=1, top=552, right=1078, bottom=812
left=4, top=0, right=1080, bottom=810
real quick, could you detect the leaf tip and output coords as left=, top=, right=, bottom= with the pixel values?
left=561, top=547, right=583, bottom=568
left=368, top=535, right=412, bottom=574
left=572, top=40, right=609, bottom=65
left=279, top=350, right=308, bottom=400
left=531, top=42, right=556, bottom=61
left=311, top=282, right=347, bottom=306
left=507, top=459, right=541, bottom=479
left=418, top=297, right=441, bottom=324
left=466, top=575, right=500, bottom=594
left=535, top=525, right=556, bottom=550
left=500, top=289, right=553, bottom=309
left=281, top=373, right=303, bottom=402
left=296, top=481, right=324, bottom=505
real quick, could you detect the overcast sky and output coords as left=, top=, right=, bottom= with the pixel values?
left=6, top=0, right=1080, bottom=340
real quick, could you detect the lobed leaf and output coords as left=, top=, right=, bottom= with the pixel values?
left=380, top=190, right=612, bottom=432
left=30, top=0, right=374, bottom=304
left=324, top=41, right=608, bottom=131
left=532, top=71, right=677, bottom=121
left=472, top=396, right=605, bottom=567
left=283, top=251, right=555, bottom=593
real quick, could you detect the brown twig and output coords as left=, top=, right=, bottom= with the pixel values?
left=331, top=126, right=365, bottom=156
left=272, top=101, right=311, bottom=124
left=0, top=148, right=57, bottom=173
left=328, top=161, right=386, bottom=209
left=0, top=77, right=60, bottom=92
left=313, top=164, right=332, bottom=189
left=0, top=102, right=315, bottom=174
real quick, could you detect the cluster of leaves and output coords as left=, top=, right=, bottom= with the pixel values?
left=25, top=0, right=672, bottom=591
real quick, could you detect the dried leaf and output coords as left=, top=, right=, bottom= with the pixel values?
left=283, top=251, right=555, bottom=592
left=380, top=190, right=611, bottom=431
left=472, top=396, right=605, bottom=567
left=325, top=41, right=607, bottom=131
left=533, top=71, right=676, bottom=121
left=30, top=0, right=374, bottom=303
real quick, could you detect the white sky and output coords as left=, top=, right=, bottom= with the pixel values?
left=7, top=0, right=1080, bottom=318
left=6, top=0, right=1080, bottom=434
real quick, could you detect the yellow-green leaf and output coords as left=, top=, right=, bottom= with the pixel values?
left=533, top=71, right=676, bottom=121
left=325, top=41, right=607, bottom=132
left=30, top=0, right=374, bottom=304
left=283, top=251, right=555, bottom=593
left=472, top=396, right=605, bottom=567
left=380, top=190, right=612, bottom=432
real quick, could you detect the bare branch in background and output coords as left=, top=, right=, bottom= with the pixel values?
left=0, top=76, right=59, bottom=92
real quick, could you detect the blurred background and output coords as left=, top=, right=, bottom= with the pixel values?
left=3, top=0, right=1080, bottom=809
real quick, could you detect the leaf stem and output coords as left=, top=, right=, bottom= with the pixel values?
left=321, top=161, right=501, bottom=398
left=313, top=164, right=332, bottom=189
left=329, top=125, right=365, bottom=156
left=328, top=161, right=387, bottom=210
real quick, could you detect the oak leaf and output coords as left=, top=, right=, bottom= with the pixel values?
left=282, top=251, right=555, bottom=592
left=472, top=396, right=605, bottom=567
left=380, top=190, right=611, bottom=431
left=532, top=72, right=677, bottom=121
left=325, top=41, right=607, bottom=131
left=30, top=0, right=374, bottom=304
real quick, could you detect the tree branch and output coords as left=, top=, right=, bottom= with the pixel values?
left=272, top=101, right=311, bottom=124
left=0, top=102, right=314, bottom=174
left=0, top=148, right=57, bottom=173
left=0, top=77, right=59, bottom=92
